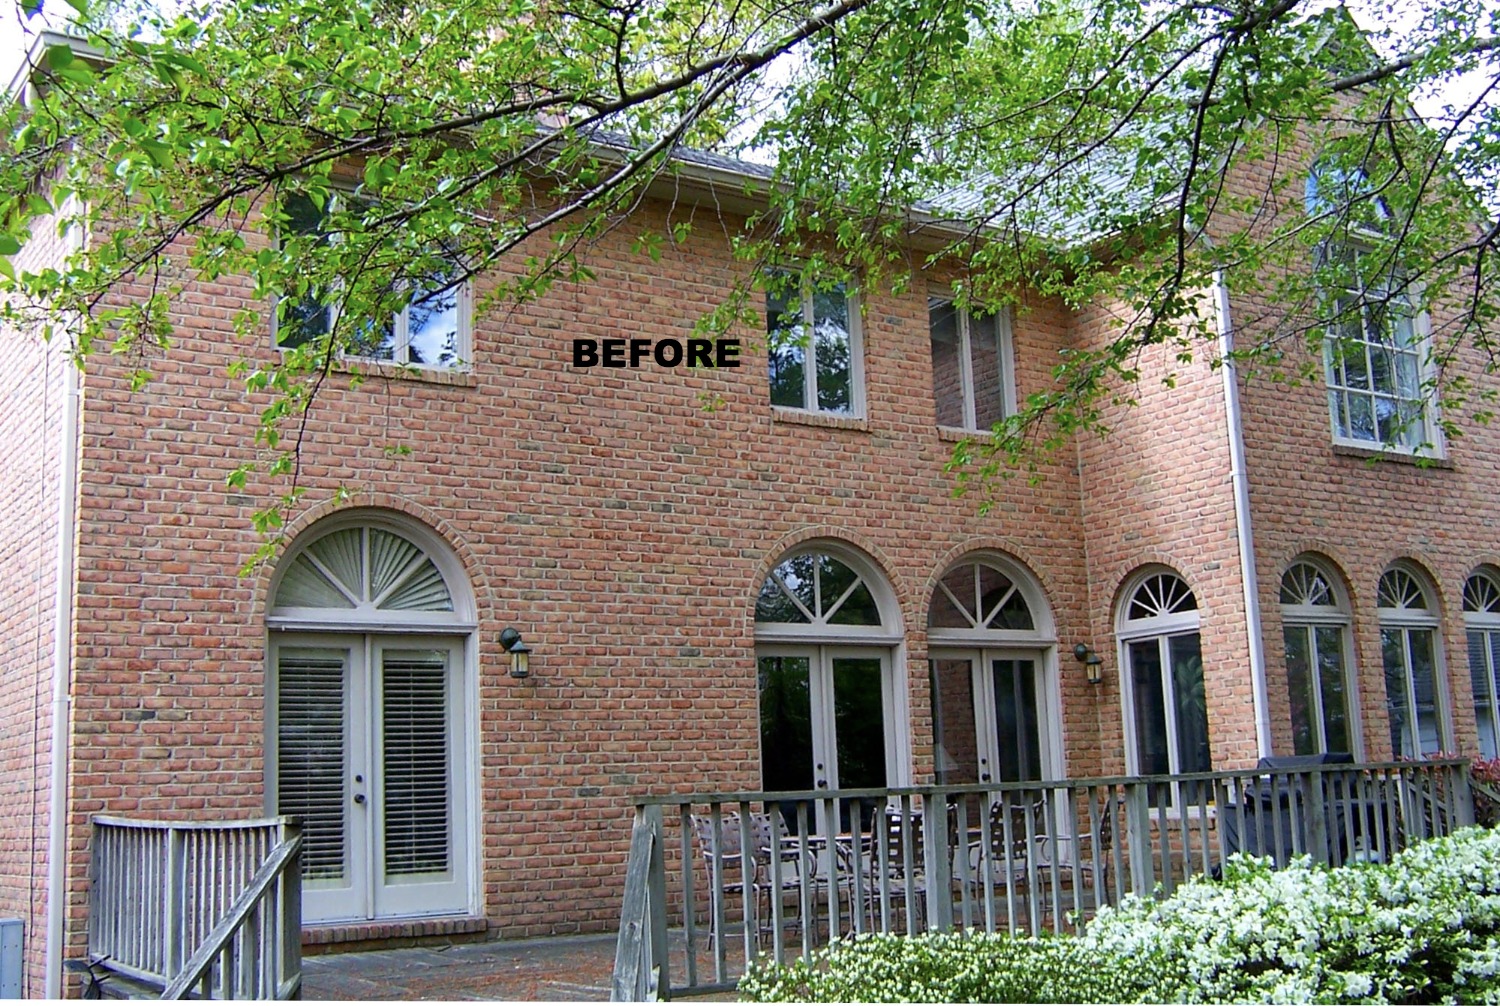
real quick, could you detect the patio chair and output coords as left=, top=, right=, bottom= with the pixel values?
left=689, top=812, right=752, bottom=947
left=864, top=804, right=927, bottom=934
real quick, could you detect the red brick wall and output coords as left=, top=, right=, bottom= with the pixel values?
left=51, top=198, right=1108, bottom=964
left=1070, top=291, right=1260, bottom=773
left=0, top=209, right=72, bottom=997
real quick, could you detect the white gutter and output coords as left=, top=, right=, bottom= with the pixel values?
left=45, top=212, right=84, bottom=999
left=1214, top=271, right=1273, bottom=760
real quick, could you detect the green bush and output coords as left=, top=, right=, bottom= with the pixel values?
left=740, top=826, right=1500, bottom=1004
left=737, top=929, right=1160, bottom=1003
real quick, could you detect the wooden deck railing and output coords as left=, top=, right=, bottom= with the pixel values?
left=86, top=815, right=303, bottom=999
left=611, top=759, right=1474, bottom=1001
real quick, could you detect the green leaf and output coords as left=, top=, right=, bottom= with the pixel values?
left=44, top=45, right=73, bottom=70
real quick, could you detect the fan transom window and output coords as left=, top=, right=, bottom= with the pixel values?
left=1280, top=563, right=1337, bottom=608
left=274, top=526, right=453, bottom=614
left=929, top=562, right=1034, bottom=632
left=1378, top=568, right=1431, bottom=613
left=1464, top=572, right=1500, bottom=615
left=1127, top=573, right=1198, bottom=622
left=756, top=553, right=883, bottom=628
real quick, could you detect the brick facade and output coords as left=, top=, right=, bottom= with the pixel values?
left=2, top=139, right=1497, bottom=994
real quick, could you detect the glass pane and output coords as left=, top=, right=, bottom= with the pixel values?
left=1369, top=345, right=1395, bottom=395
left=977, top=565, right=1015, bottom=622
left=756, top=574, right=809, bottom=623
left=929, top=299, right=965, bottom=428
left=930, top=658, right=979, bottom=786
left=1341, top=333, right=1370, bottom=390
left=381, top=649, right=452, bottom=880
left=1382, top=627, right=1415, bottom=758
left=1284, top=625, right=1316, bottom=756
left=1128, top=640, right=1170, bottom=776
left=1375, top=395, right=1401, bottom=444
left=813, top=289, right=852, bottom=413
left=407, top=277, right=462, bottom=368
left=993, top=659, right=1042, bottom=783
left=930, top=565, right=976, bottom=628
left=1169, top=634, right=1211, bottom=774
left=774, top=556, right=816, bottom=617
left=766, top=287, right=806, bottom=409
left=1408, top=629, right=1441, bottom=756
left=831, top=657, right=888, bottom=791
left=817, top=554, right=859, bottom=618
left=348, top=317, right=398, bottom=362
left=969, top=313, right=1005, bottom=429
left=1348, top=393, right=1376, bottom=441
left=1470, top=630, right=1497, bottom=760
left=826, top=582, right=881, bottom=626
left=278, top=194, right=332, bottom=349
left=759, top=656, right=813, bottom=793
left=1315, top=626, right=1351, bottom=755
left=276, top=648, right=348, bottom=882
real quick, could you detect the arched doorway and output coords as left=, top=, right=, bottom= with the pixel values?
left=266, top=513, right=477, bottom=924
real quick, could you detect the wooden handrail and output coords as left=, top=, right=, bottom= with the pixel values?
left=160, top=834, right=303, bottom=1001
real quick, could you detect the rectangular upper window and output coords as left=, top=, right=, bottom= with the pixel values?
left=928, top=298, right=1014, bottom=432
left=275, top=192, right=472, bottom=371
left=766, top=275, right=863, bottom=416
left=1321, top=246, right=1434, bottom=454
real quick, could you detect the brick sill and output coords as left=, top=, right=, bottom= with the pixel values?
left=303, top=915, right=489, bottom=953
left=1331, top=443, right=1453, bottom=470
left=771, top=406, right=868, bottom=432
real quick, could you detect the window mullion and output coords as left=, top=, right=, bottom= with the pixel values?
left=1160, top=636, right=1179, bottom=774
left=958, top=311, right=977, bottom=431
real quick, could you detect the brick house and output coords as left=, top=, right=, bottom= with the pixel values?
left=2, top=46, right=1498, bottom=997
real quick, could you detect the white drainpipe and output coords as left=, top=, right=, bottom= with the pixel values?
left=45, top=214, right=84, bottom=999
left=1215, top=271, right=1273, bottom=760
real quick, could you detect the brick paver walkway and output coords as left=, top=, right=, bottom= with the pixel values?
left=301, top=933, right=623, bottom=1001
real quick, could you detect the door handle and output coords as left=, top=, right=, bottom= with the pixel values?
left=353, top=793, right=367, bottom=805
left=980, top=773, right=991, bottom=783
left=815, top=779, right=828, bottom=789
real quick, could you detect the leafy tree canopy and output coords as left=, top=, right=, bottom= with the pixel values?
left=1, top=0, right=1497, bottom=525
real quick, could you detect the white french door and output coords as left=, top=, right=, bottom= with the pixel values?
left=270, top=633, right=471, bottom=924
left=930, top=648, right=1056, bottom=786
left=757, top=645, right=895, bottom=832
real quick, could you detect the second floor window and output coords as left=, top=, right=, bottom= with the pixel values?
left=276, top=193, right=471, bottom=370
left=928, top=298, right=1012, bottom=432
left=1322, top=248, right=1432, bottom=452
left=766, top=276, right=862, bottom=416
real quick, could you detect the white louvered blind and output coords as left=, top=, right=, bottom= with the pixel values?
left=276, top=649, right=349, bottom=881
left=381, top=650, right=452, bottom=880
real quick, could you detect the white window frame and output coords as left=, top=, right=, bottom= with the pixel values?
left=1279, top=559, right=1362, bottom=758
left=1116, top=570, right=1209, bottom=789
left=274, top=190, right=474, bottom=371
left=1463, top=570, right=1500, bottom=760
left=928, top=298, right=1016, bottom=433
left=1377, top=565, right=1450, bottom=758
left=765, top=273, right=866, bottom=418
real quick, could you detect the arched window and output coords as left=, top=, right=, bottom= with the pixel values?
left=1464, top=569, right=1500, bottom=759
left=754, top=545, right=902, bottom=828
left=1378, top=565, right=1447, bottom=758
left=927, top=557, right=1057, bottom=788
left=1117, top=570, right=1210, bottom=783
left=268, top=514, right=475, bottom=925
left=1280, top=560, right=1356, bottom=756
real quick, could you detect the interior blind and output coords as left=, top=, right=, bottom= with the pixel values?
left=382, top=650, right=452, bottom=879
left=276, top=650, right=348, bottom=880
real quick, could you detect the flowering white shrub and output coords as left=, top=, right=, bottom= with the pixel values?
left=739, top=827, right=1500, bottom=1003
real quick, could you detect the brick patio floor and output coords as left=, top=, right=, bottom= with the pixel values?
left=301, top=933, right=623, bottom=1001
left=299, top=931, right=747, bottom=1001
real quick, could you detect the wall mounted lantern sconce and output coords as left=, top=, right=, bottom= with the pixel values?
left=1073, top=643, right=1104, bottom=685
left=500, top=627, right=532, bottom=679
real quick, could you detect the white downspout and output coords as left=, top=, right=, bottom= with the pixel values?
left=45, top=214, right=84, bottom=999
left=1214, top=271, right=1273, bottom=760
